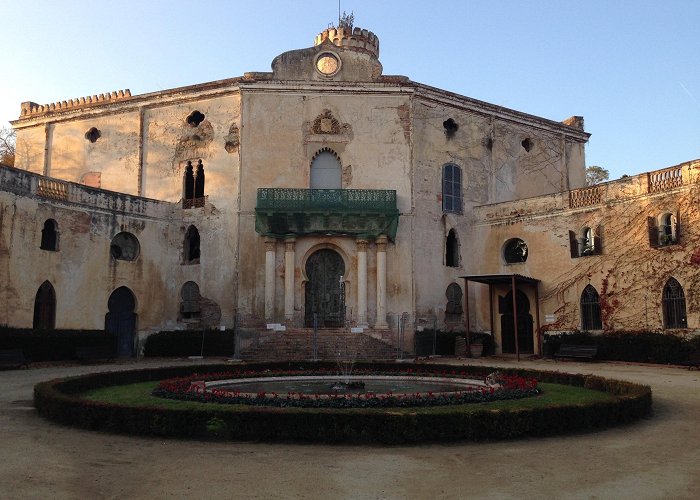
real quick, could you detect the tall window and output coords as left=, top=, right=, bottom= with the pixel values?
left=663, top=277, right=687, bottom=329
left=183, top=160, right=205, bottom=208
left=310, top=149, right=342, bottom=189
left=181, top=281, right=201, bottom=320
left=648, top=212, right=680, bottom=247
left=183, top=225, right=201, bottom=264
left=442, top=163, right=462, bottom=213
left=580, top=285, right=602, bottom=331
left=445, top=229, right=459, bottom=267
left=33, top=281, right=56, bottom=330
left=40, top=219, right=58, bottom=251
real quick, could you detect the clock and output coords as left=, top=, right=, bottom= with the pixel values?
left=315, top=52, right=341, bottom=76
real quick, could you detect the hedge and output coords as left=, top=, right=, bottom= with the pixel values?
left=414, top=330, right=495, bottom=356
left=0, top=328, right=114, bottom=362
left=544, top=331, right=700, bottom=364
left=143, top=330, right=235, bottom=357
left=34, top=362, right=652, bottom=444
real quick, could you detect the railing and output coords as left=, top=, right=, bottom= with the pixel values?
left=569, top=185, right=601, bottom=208
left=256, top=188, right=397, bottom=213
left=182, top=196, right=207, bottom=209
left=648, top=166, right=683, bottom=193
left=37, top=178, right=69, bottom=201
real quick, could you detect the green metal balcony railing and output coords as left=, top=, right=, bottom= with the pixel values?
left=255, top=188, right=400, bottom=240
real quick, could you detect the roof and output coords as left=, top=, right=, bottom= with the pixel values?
left=461, top=274, right=540, bottom=285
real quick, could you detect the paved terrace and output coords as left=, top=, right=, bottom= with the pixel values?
left=1, top=358, right=697, bottom=499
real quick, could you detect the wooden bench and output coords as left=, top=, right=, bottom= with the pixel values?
left=554, top=344, right=598, bottom=361
left=680, top=352, right=700, bottom=370
left=75, top=345, right=114, bottom=363
left=0, top=349, right=29, bottom=369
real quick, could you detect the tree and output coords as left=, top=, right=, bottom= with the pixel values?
left=0, top=127, right=16, bottom=166
left=585, top=165, right=609, bottom=186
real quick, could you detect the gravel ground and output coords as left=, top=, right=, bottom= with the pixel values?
left=1, top=357, right=698, bottom=500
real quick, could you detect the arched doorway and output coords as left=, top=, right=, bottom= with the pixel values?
left=500, top=289, right=534, bottom=354
left=105, top=286, right=137, bottom=357
left=304, top=249, right=345, bottom=327
left=33, top=281, right=56, bottom=330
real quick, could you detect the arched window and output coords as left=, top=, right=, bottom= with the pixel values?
left=33, top=281, right=56, bottom=330
left=648, top=212, right=680, bottom=247
left=310, top=149, right=342, bottom=189
left=569, top=225, right=602, bottom=258
left=110, top=232, right=140, bottom=261
left=663, top=277, right=687, bottom=329
left=183, top=159, right=205, bottom=208
left=40, top=219, right=58, bottom=251
left=442, top=163, right=462, bottom=213
left=445, top=229, right=459, bottom=267
left=504, top=238, right=528, bottom=263
left=181, top=281, right=201, bottom=320
left=580, top=285, right=602, bottom=331
left=445, top=283, right=463, bottom=323
left=183, top=225, right=201, bottom=264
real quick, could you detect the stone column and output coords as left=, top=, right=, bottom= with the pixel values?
left=264, top=237, right=276, bottom=322
left=356, top=238, right=368, bottom=327
left=284, top=237, right=295, bottom=321
left=375, top=235, right=389, bottom=329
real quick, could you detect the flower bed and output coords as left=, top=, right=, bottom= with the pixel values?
left=33, top=361, right=653, bottom=444
left=152, top=369, right=539, bottom=409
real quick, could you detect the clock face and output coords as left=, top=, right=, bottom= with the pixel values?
left=316, top=53, right=340, bottom=76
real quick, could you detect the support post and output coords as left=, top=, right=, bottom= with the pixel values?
left=284, top=237, right=295, bottom=321
left=512, top=275, right=520, bottom=362
left=357, top=238, right=368, bottom=327
left=464, top=277, right=471, bottom=357
left=264, top=237, right=276, bottom=322
left=374, top=235, right=389, bottom=329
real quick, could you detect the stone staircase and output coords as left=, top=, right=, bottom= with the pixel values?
left=237, top=328, right=401, bottom=361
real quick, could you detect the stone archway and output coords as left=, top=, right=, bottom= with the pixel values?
left=105, top=286, right=137, bottom=357
left=304, top=249, right=345, bottom=327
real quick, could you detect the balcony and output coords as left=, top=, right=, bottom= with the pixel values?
left=255, top=188, right=400, bottom=240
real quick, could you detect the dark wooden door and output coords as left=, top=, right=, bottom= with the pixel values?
left=305, top=249, right=345, bottom=327
left=105, top=286, right=137, bottom=357
left=500, top=289, right=534, bottom=354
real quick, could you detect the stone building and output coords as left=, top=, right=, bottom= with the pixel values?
left=1, top=25, right=694, bottom=357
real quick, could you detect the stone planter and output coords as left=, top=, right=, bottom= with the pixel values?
left=469, top=342, right=484, bottom=358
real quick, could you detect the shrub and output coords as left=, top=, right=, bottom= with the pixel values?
left=143, top=330, right=234, bottom=357
left=0, top=327, right=114, bottom=361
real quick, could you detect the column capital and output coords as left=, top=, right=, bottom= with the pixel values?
left=356, top=238, right=369, bottom=252
left=264, top=237, right=277, bottom=252
left=284, top=237, right=296, bottom=252
left=376, top=235, right=388, bottom=252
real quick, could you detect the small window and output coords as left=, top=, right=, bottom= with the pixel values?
left=504, top=238, right=528, bottom=263
left=570, top=225, right=602, bottom=258
left=442, top=163, right=462, bottom=213
left=33, top=280, right=56, bottom=330
left=182, top=160, right=206, bottom=208
left=445, top=229, right=459, bottom=267
left=580, top=285, right=602, bottom=331
left=40, top=219, right=59, bottom=251
left=521, top=138, right=533, bottom=152
left=181, top=281, right=201, bottom=319
left=110, top=232, right=140, bottom=261
left=663, top=277, right=687, bottom=329
left=183, top=225, right=201, bottom=264
left=85, top=127, right=101, bottom=143
left=443, top=118, right=459, bottom=137
left=445, top=283, right=463, bottom=323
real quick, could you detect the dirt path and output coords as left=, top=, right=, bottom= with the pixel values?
left=1, top=358, right=698, bottom=499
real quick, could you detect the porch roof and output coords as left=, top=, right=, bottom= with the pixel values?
left=461, top=274, right=540, bottom=285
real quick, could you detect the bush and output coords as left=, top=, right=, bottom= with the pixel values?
left=143, top=330, right=235, bottom=357
left=544, top=331, right=697, bottom=364
left=0, top=327, right=114, bottom=362
left=34, top=362, right=652, bottom=444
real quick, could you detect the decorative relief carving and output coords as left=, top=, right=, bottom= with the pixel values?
left=312, top=109, right=341, bottom=134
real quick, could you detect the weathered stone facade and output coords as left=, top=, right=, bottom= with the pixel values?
left=14, top=25, right=684, bottom=357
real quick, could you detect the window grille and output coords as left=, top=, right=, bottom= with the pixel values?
left=442, top=164, right=462, bottom=213
left=662, top=278, right=687, bottom=329
left=580, top=285, right=602, bottom=330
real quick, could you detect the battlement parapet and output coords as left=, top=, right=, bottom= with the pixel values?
left=19, top=89, right=132, bottom=118
left=314, top=26, right=379, bottom=58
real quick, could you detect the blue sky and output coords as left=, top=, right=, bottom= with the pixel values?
left=2, top=0, right=699, bottom=180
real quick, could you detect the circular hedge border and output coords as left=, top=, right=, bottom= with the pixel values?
left=33, top=362, right=652, bottom=444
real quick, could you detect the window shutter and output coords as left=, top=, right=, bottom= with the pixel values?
left=594, top=224, right=603, bottom=255
left=569, top=230, right=579, bottom=258
left=647, top=216, right=659, bottom=247
left=675, top=210, right=681, bottom=244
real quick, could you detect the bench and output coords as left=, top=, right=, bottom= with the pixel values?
left=554, top=344, right=598, bottom=361
left=75, top=345, right=114, bottom=363
left=0, top=349, right=29, bottom=369
left=680, top=352, right=700, bottom=370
